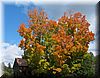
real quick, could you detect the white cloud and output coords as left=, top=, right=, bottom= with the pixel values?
left=88, top=11, right=98, bottom=56
left=89, top=13, right=97, bottom=34
left=88, top=41, right=98, bottom=56
left=30, top=0, right=99, bottom=5
left=1, top=0, right=99, bottom=5
left=0, top=42, right=24, bottom=67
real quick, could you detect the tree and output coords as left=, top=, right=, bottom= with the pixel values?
left=8, top=63, right=11, bottom=69
left=2, top=62, right=13, bottom=78
left=74, top=52, right=95, bottom=78
left=18, top=8, right=95, bottom=77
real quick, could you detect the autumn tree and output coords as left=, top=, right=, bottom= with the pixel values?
left=18, top=8, right=95, bottom=77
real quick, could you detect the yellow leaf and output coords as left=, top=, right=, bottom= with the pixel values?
left=54, top=68, right=62, bottom=72
left=53, top=71, right=56, bottom=74
left=40, top=50, right=44, bottom=55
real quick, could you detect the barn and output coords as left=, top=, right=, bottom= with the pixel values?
left=13, top=58, right=29, bottom=78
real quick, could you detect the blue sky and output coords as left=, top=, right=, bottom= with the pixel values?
left=1, top=2, right=98, bottom=67
left=4, top=3, right=30, bottom=44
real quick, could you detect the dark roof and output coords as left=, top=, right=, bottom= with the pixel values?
left=14, top=58, right=28, bottom=67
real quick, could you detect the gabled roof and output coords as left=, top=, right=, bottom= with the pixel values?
left=13, top=58, right=28, bottom=67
